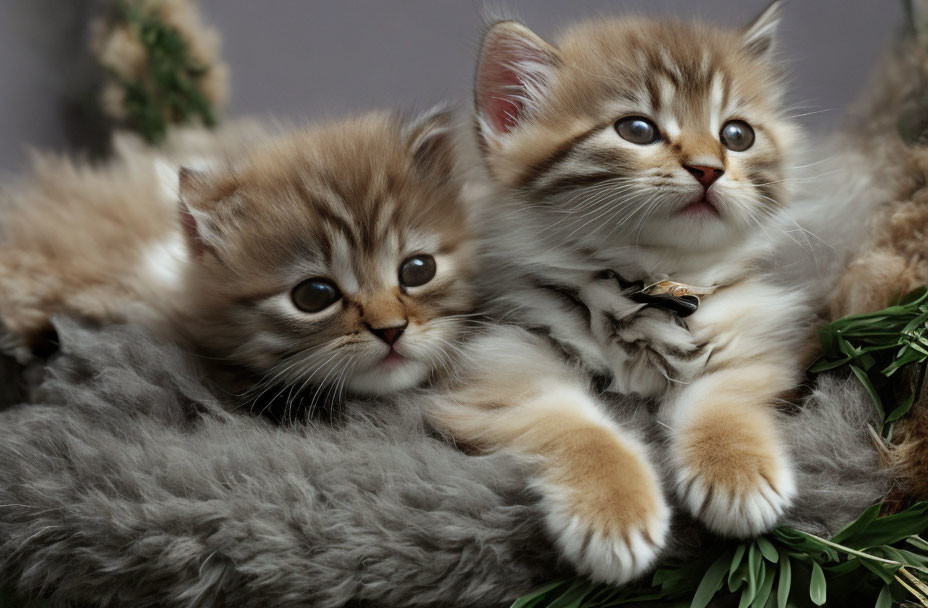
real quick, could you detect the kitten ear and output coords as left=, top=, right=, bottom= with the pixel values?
left=742, top=1, right=781, bottom=61
left=475, top=21, right=561, bottom=144
left=177, top=167, right=222, bottom=258
left=404, top=103, right=457, bottom=179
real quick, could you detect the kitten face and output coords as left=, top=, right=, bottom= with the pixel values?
left=177, top=110, right=476, bottom=399
left=474, top=4, right=795, bottom=254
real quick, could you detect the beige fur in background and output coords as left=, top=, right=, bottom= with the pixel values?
left=825, top=7, right=928, bottom=502
left=829, top=9, right=928, bottom=320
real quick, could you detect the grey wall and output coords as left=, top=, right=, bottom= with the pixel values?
left=0, top=1, right=903, bottom=173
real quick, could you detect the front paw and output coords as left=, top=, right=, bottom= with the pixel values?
left=539, top=435, right=670, bottom=584
left=672, top=419, right=795, bottom=537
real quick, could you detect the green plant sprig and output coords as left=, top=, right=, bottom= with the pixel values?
left=512, top=502, right=928, bottom=608
left=810, top=286, right=928, bottom=438
left=112, top=0, right=217, bottom=143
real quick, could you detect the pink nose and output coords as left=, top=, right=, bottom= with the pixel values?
left=684, top=164, right=724, bottom=189
left=368, top=321, right=408, bottom=345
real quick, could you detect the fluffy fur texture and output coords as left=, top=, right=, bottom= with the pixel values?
left=780, top=1, right=928, bottom=503
left=0, top=111, right=477, bottom=404
left=0, top=121, right=269, bottom=357
left=431, top=3, right=815, bottom=584
left=893, top=380, right=928, bottom=501
left=783, top=374, right=893, bottom=535
left=0, top=317, right=889, bottom=607
left=174, top=109, right=476, bottom=401
left=823, top=0, right=928, bottom=320
left=0, top=318, right=559, bottom=608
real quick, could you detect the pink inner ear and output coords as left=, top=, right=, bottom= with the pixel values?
left=178, top=202, right=205, bottom=258
left=478, top=61, right=526, bottom=135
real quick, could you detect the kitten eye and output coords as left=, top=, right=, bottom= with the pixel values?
left=291, top=278, right=341, bottom=313
left=720, top=120, right=755, bottom=152
left=399, top=255, right=436, bottom=288
left=615, top=117, right=661, bottom=145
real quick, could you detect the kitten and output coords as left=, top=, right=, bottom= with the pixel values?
left=429, top=1, right=813, bottom=584
left=2, top=108, right=645, bottom=583
left=0, top=110, right=478, bottom=405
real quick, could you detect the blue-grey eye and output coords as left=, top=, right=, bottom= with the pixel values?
left=720, top=120, right=755, bottom=151
left=292, top=279, right=341, bottom=313
left=399, top=255, right=436, bottom=287
left=615, top=117, right=661, bottom=145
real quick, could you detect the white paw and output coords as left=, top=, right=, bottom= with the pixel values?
left=541, top=485, right=670, bottom=585
left=675, top=454, right=796, bottom=537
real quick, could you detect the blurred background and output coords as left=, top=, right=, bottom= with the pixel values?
left=0, top=0, right=903, bottom=174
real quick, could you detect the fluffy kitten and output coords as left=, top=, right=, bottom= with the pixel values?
left=430, top=2, right=813, bottom=584
left=0, top=110, right=477, bottom=404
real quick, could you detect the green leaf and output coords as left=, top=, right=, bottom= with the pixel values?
left=743, top=558, right=767, bottom=608
left=729, top=559, right=750, bottom=592
left=840, top=502, right=928, bottom=548
left=832, top=503, right=882, bottom=544
left=738, top=587, right=755, bottom=608
left=545, top=579, right=597, bottom=608
left=692, top=551, right=734, bottom=608
left=906, top=535, right=928, bottom=552
left=757, top=537, right=779, bottom=563
left=893, top=547, right=928, bottom=571
left=747, top=543, right=761, bottom=599
left=849, top=364, right=884, bottom=417
left=860, top=559, right=896, bottom=585
left=777, top=554, right=791, bottom=608
left=823, top=560, right=861, bottom=576
left=730, top=544, right=747, bottom=580
left=809, top=561, right=827, bottom=606
left=902, top=286, right=928, bottom=305
left=752, top=563, right=776, bottom=608
left=807, top=356, right=851, bottom=373
left=882, top=348, right=926, bottom=376
left=885, top=391, right=916, bottom=423
left=875, top=585, right=893, bottom=608
left=511, top=580, right=568, bottom=608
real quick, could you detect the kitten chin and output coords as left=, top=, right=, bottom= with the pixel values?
left=347, top=358, right=431, bottom=396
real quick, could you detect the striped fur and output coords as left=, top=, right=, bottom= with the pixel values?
left=175, top=111, right=478, bottom=405
left=0, top=111, right=478, bottom=409
left=432, top=2, right=815, bottom=585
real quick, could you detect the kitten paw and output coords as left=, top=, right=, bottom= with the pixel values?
left=539, top=443, right=670, bottom=584
left=673, top=431, right=795, bottom=537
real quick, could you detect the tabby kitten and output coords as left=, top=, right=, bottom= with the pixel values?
left=0, top=110, right=477, bottom=403
left=430, top=2, right=812, bottom=584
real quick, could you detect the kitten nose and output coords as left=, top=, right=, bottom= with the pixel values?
left=367, top=321, right=408, bottom=345
left=684, top=164, right=724, bottom=189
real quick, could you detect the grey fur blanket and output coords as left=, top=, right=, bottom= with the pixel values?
left=0, top=317, right=891, bottom=607
left=0, top=319, right=558, bottom=607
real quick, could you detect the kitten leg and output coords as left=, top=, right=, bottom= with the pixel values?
left=665, top=363, right=796, bottom=537
left=428, top=329, right=669, bottom=584
left=664, top=280, right=806, bottom=537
